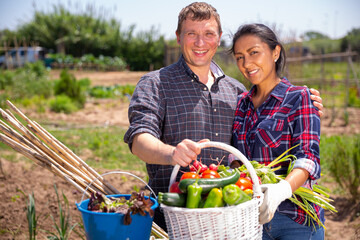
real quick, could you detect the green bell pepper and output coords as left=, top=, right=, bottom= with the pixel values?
left=186, top=182, right=203, bottom=208
left=222, top=184, right=251, bottom=205
left=203, top=187, right=224, bottom=208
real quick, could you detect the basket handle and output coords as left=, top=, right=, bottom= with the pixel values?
left=168, top=141, right=262, bottom=198
left=79, top=171, right=157, bottom=204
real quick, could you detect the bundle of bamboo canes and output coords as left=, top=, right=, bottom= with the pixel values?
left=0, top=100, right=168, bottom=239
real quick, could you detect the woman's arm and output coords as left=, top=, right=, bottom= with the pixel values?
left=285, top=168, right=309, bottom=192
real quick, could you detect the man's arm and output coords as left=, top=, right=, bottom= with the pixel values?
left=131, top=133, right=202, bottom=167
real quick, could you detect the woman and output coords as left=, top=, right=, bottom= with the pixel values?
left=230, top=24, right=324, bottom=239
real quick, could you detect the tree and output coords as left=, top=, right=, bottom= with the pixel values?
left=341, top=28, right=360, bottom=53
left=302, top=31, right=330, bottom=41
left=1, top=3, right=166, bottom=70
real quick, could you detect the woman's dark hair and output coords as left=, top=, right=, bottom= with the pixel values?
left=230, top=23, right=286, bottom=77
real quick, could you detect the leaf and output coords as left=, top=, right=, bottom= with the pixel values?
left=124, top=210, right=132, bottom=225
left=86, top=191, right=155, bottom=226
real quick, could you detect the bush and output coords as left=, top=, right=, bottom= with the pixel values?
left=349, top=87, right=360, bottom=107
left=88, top=84, right=135, bottom=99
left=0, top=70, right=14, bottom=89
left=50, top=95, right=78, bottom=114
left=23, top=61, right=48, bottom=77
left=54, top=70, right=86, bottom=108
left=49, top=53, right=127, bottom=71
left=321, top=135, right=360, bottom=202
left=2, top=65, right=53, bottom=101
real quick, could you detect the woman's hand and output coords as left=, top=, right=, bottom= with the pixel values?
left=259, top=180, right=292, bottom=224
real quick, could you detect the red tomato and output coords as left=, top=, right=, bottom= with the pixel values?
left=169, top=181, right=182, bottom=193
left=246, top=176, right=262, bottom=185
left=236, top=177, right=253, bottom=190
left=201, top=174, right=218, bottom=179
left=201, top=169, right=220, bottom=178
left=180, top=172, right=200, bottom=181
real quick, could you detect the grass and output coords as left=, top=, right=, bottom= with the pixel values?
left=43, top=126, right=146, bottom=173
left=0, top=125, right=146, bottom=173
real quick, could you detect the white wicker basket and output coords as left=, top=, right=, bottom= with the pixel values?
left=161, top=141, right=264, bottom=240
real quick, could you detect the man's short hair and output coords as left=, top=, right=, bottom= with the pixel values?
left=176, top=2, right=222, bottom=35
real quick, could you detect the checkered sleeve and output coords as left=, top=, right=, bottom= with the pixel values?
left=123, top=72, right=164, bottom=150
left=289, top=88, right=321, bottom=181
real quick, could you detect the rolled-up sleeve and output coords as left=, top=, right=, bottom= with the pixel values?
left=123, top=72, right=164, bottom=150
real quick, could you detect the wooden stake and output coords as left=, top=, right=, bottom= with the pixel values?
left=0, top=107, right=110, bottom=195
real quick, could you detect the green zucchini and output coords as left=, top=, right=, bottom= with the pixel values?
left=157, top=192, right=186, bottom=207
left=179, top=169, right=240, bottom=194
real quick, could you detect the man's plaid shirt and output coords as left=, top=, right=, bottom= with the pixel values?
left=124, top=56, right=246, bottom=194
left=232, top=78, right=324, bottom=226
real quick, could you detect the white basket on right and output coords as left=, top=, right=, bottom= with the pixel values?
left=161, top=141, right=264, bottom=240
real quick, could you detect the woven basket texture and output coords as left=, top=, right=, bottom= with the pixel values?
left=163, top=142, right=264, bottom=240
left=161, top=197, right=263, bottom=240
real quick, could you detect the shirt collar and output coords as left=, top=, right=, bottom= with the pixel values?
left=245, top=77, right=291, bottom=102
left=179, top=55, right=225, bottom=82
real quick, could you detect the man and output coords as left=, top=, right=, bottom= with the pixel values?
left=124, top=2, right=323, bottom=230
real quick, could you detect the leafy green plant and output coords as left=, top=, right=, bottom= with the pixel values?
left=19, top=95, right=49, bottom=113
left=349, top=86, right=360, bottom=107
left=49, top=53, right=127, bottom=71
left=88, top=84, right=135, bottom=99
left=0, top=69, right=14, bottom=89
left=49, top=95, right=78, bottom=114
left=54, top=70, right=86, bottom=108
left=23, top=61, right=48, bottom=77
left=321, top=135, right=360, bottom=202
left=18, top=189, right=40, bottom=240
left=45, top=184, right=79, bottom=240
left=0, top=63, right=53, bottom=101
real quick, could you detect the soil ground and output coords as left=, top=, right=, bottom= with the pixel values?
left=0, top=70, right=359, bottom=239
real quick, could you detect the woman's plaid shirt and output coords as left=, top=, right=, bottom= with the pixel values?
left=232, top=78, right=324, bottom=226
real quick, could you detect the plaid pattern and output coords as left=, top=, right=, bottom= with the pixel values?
left=232, top=78, right=324, bottom=226
left=124, top=55, right=246, bottom=194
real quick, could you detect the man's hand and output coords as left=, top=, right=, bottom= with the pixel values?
left=171, top=139, right=209, bottom=167
left=308, top=87, right=324, bottom=118
left=259, top=180, right=292, bottom=224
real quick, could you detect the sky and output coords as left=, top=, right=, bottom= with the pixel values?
left=0, top=0, right=359, bottom=43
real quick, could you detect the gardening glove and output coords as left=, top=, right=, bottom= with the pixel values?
left=259, top=180, right=292, bottom=224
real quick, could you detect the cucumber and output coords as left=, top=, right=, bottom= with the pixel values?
left=179, top=169, right=240, bottom=194
left=157, top=192, right=186, bottom=207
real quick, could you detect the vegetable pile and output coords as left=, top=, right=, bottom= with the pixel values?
left=159, top=150, right=337, bottom=228
left=158, top=159, right=254, bottom=209
left=87, top=191, right=155, bottom=225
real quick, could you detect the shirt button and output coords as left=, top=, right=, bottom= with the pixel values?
left=216, top=157, right=219, bottom=161
left=214, top=109, right=217, bottom=112
left=215, top=133, right=219, bottom=136
left=191, top=79, right=194, bottom=82
left=204, top=87, right=207, bottom=91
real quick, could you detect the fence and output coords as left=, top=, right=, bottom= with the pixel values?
left=164, top=45, right=360, bottom=126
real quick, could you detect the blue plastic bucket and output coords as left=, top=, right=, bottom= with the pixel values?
left=76, top=194, right=158, bottom=240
